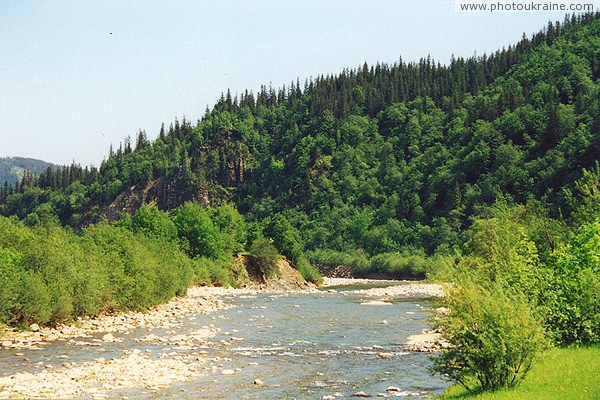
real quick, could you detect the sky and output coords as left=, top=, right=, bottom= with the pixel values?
left=0, top=0, right=586, bottom=167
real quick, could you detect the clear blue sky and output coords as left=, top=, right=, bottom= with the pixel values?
left=0, top=0, right=575, bottom=167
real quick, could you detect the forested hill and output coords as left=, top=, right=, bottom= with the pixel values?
left=0, top=157, right=55, bottom=188
left=1, top=13, right=599, bottom=261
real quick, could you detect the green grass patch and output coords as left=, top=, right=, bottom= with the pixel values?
left=438, top=346, right=600, bottom=400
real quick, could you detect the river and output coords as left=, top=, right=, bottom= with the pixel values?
left=0, top=282, right=450, bottom=399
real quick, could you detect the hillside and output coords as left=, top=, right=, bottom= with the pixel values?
left=0, top=157, right=55, bottom=188
left=1, top=13, right=599, bottom=269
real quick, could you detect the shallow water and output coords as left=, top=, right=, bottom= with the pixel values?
left=0, top=286, right=449, bottom=399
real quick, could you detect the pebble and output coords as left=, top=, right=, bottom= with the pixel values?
left=221, top=369, right=236, bottom=376
left=378, top=352, right=394, bottom=359
left=253, top=378, right=263, bottom=385
left=360, top=300, right=392, bottom=306
left=354, top=391, right=372, bottom=397
left=102, top=333, right=116, bottom=342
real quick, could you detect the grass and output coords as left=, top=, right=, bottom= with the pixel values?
left=438, top=346, right=600, bottom=400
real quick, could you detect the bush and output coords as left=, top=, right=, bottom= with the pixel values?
left=249, top=238, right=280, bottom=279
left=296, top=258, right=323, bottom=285
left=306, top=248, right=438, bottom=279
left=264, top=214, right=303, bottom=264
left=306, top=248, right=370, bottom=275
left=131, top=204, right=178, bottom=242
left=0, top=215, right=197, bottom=328
left=543, top=218, right=600, bottom=345
left=172, top=202, right=225, bottom=259
left=369, top=250, right=430, bottom=278
left=209, top=203, right=247, bottom=254
left=193, top=257, right=236, bottom=287
left=431, top=281, right=549, bottom=393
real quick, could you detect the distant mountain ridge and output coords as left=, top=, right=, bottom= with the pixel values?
left=0, top=157, right=56, bottom=186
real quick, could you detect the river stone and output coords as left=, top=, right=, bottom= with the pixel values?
left=102, top=333, right=115, bottom=342
left=353, top=391, right=372, bottom=397
left=253, top=378, right=263, bottom=385
left=386, top=386, right=401, bottom=392
left=221, top=369, right=235, bottom=375
left=378, top=352, right=393, bottom=359
left=360, top=300, right=392, bottom=306
left=29, top=323, right=40, bottom=332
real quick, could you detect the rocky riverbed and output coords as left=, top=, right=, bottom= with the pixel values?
left=0, top=286, right=246, bottom=351
left=0, top=281, right=447, bottom=399
left=323, top=277, right=444, bottom=298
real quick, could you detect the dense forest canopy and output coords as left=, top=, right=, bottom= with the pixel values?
left=1, top=13, right=599, bottom=270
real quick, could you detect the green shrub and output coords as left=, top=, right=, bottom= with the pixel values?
left=194, top=257, right=236, bottom=287
left=172, top=202, right=225, bottom=259
left=131, top=204, right=178, bottom=242
left=369, top=251, right=430, bottom=278
left=209, top=203, right=247, bottom=254
left=431, top=281, right=549, bottom=393
left=296, top=258, right=323, bottom=285
left=543, top=219, right=600, bottom=345
left=206, top=259, right=235, bottom=287
left=0, top=212, right=199, bottom=329
left=192, top=257, right=212, bottom=285
left=306, top=248, right=437, bottom=279
left=264, top=214, right=303, bottom=264
left=249, top=237, right=281, bottom=279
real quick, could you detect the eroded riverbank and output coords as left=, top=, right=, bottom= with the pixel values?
left=0, top=281, right=448, bottom=399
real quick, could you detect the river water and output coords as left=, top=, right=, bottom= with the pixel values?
left=0, top=284, right=450, bottom=399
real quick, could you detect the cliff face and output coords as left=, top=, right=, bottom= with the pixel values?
left=102, top=177, right=233, bottom=222
left=234, top=255, right=315, bottom=290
